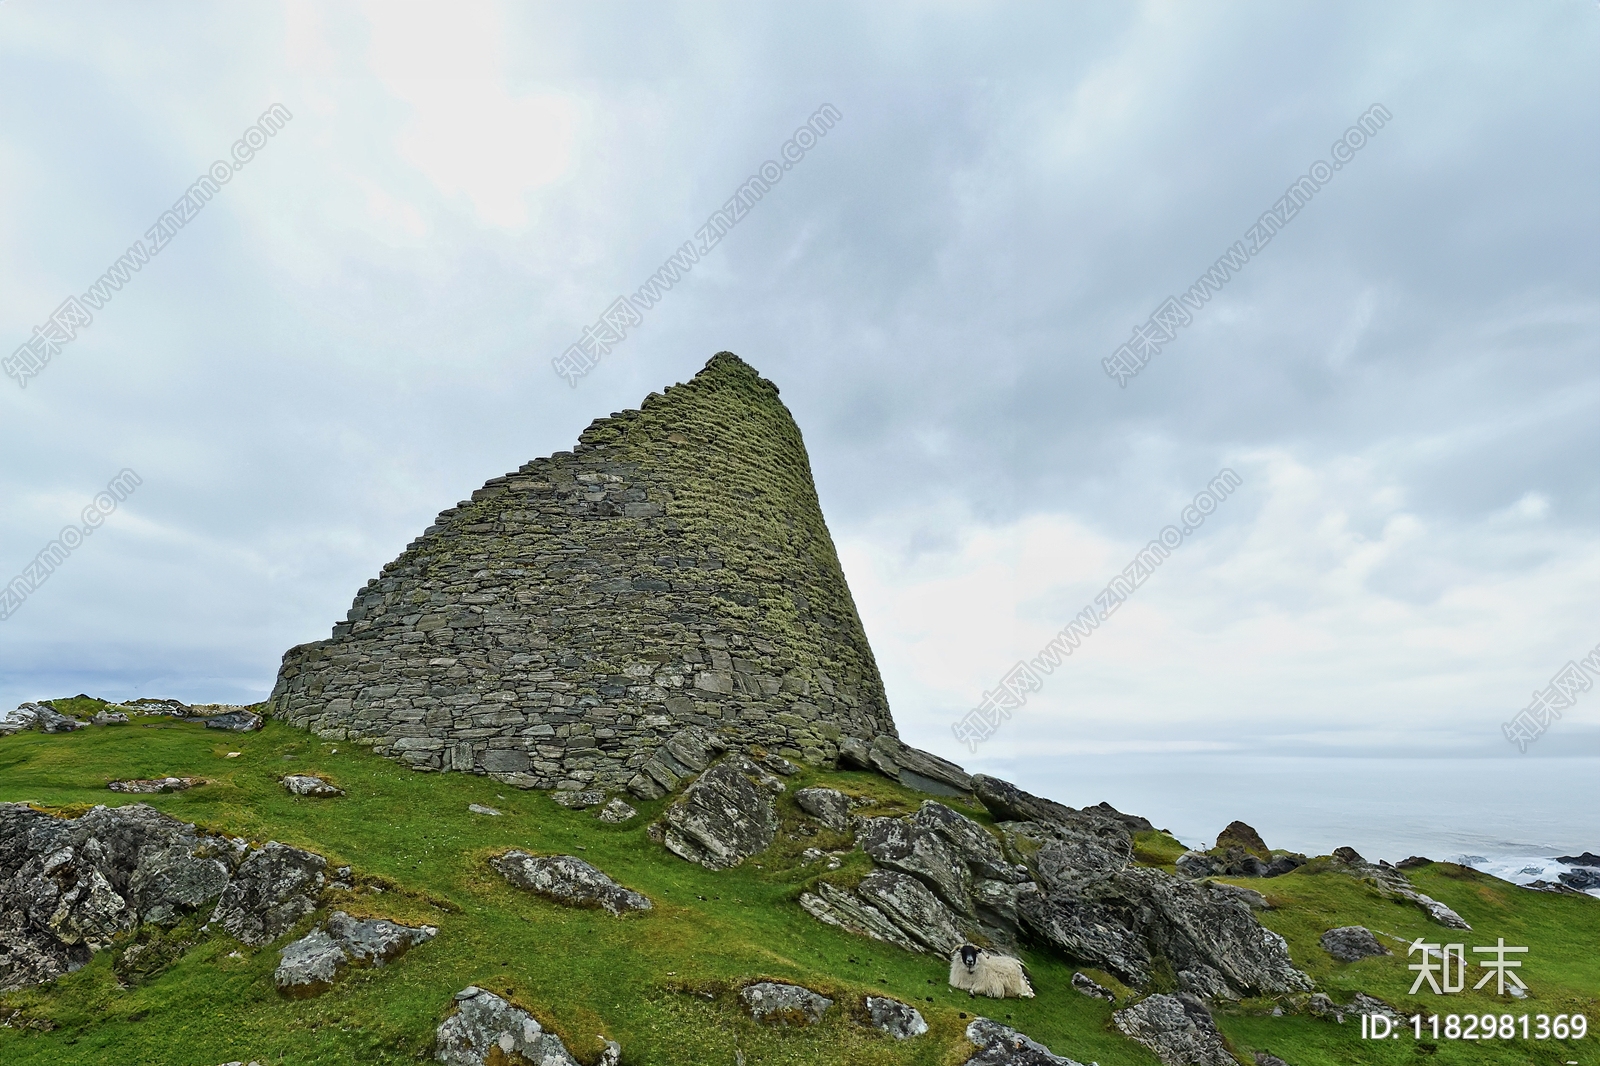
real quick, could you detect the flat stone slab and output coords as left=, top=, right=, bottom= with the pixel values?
left=467, top=803, right=502, bottom=817
left=491, top=851, right=651, bottom=915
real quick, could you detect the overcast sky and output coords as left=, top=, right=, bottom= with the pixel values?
left=3, top=3, right=1598, bottom=798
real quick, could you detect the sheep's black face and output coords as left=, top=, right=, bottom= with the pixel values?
left=960, top=944, right=979, bottom=969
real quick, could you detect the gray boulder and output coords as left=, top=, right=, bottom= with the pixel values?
left=798, top=881, right=922, bottom=953
left=109, top=777, right=205, bottom=794
left=1112, top=993, right=1236, bottom=1066
left=858, top=816, right=971, bottom=914
left=281, top=775, right=343, bottom=798
left=1176, top=850, right=1223, bottom=879
left=972, top=775, right=1080, bottom=826
left=795, top=787, right=853, bottom=833
left=34, top=705, right=87, bottom=733
left=435, top=986, right=603, bottom=1066
left=759, top=753, right=801, bottom=776
left=1320, top=925, right=1389, bottom=962
left=836, top=736, right=873, bottom=769
left=491, top=851, right=651, bottom=915
left=965, top=1018, right=1083, bottom=1065
left=276, top=911, right=436, bottom=996
left=912, top=802, right=1028, bottom=883
left=208, top=841, right=327, bottom=945
left=0, top=703, right=43, bottom=735
left=660, top=755, right=782, bottom=870
left=864, top=995, right=927, bottom=1039
left=738, top=981, right=832, bottom=1025
left=596, top=798, right=637, bottom=824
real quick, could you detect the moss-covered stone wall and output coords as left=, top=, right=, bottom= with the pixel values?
left=267, top=353, right=896, bottom=790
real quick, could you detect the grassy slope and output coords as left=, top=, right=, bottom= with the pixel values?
left=0, top=719, right=1593, bottom=1066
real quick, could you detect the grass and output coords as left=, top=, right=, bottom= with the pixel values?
left=0, top=718, right=1594, bottom=1065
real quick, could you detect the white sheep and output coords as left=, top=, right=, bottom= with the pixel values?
left=948, top=944, right=1035, bottom=998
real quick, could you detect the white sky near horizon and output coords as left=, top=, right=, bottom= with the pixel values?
left=2, top=1, right=1598, bottom=810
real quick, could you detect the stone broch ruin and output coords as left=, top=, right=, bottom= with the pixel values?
left=268, top=353, right=897, bottom=794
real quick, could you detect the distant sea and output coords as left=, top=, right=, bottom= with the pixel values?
left=990, top=753, right=1599, bottom=882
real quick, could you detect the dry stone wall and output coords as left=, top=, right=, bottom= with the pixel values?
left=267, top=353, right=896, bottom=791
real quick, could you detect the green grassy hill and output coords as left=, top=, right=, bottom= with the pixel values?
left=1, top=711, right=1595, bottom=1065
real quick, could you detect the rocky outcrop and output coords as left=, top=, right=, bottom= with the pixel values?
left=795, top=787, right=852, bottom=833
left=864, top=995, right=927, bottom=1039
left=627, top=727, right=729, bottom=800
left=269, top=354, right=897, bottom=791
left=859, top=735, right=973, bottom=796
left=660, top=755, right=783, bottom=870
left=275, top=911, right=436, bottom=996
left=798, top=881, right=922, bottom=953
left=738, top=981, right=833, bottom=1025
left=0, top=703, right=43, bottom=735
left=857, top=870, right=966, bottom=954
left=1330, top=848, right=1470, bottom=929
left=281, top=775, right=343, bottom=798
left=491, top=851, right=651, bottom=916
left=1112, top=993, right=1235, bottom=1066
left=965, top=1018, right=1082, bottom=1065
left=1320, top=925, right=1389, bottom=962
left=207, top=842, right=328, bottom=946
left=200, top=710, right=262, bottom=732
left=108, top=777, right=205, bottom=794
left=435, top=986, right=614, bottom=1066
left=0, top=803, right=285, bottom=991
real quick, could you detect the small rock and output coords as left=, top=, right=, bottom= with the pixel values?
left=864, top=995, right=927, bottom=1039
left=1113, top=993, right=1235, bottom=1066
left=552, top=789, right=604, bottom=810
left=1319, top=926, right=1389, bottom=962
left=491, top=851, right=651, bottom=915
left=325, top=910, right=437, bottom=966
left=90, top=711, right=130, bottom=726
left=225, top=752, right=242, bottom=758
left=795, top=787, right=852, bottom=833
left=281, top=775, right=344, bottom=798
left=467, top=803, right=502, bottom=817
left=800, top=847, right=826, bottom=864
left=436, top=987, right=585, bottom=1066
left=964, top=1018, right=1081, bottom=1065
left=1307, top=992, right=1340, bottom=1020
left=738, top=981, right=833, bottom=1025
left=596, top=798, right=637, bottom=824
left=273, top=928, right=346, bottom=997
left=1350, top=992, right=1402, bottom=1020
left=108, top=777, right=205, bottom=794
left=1254, top=1054, right=1292, bottom=1066
left=1071, top=971, right=1115, bottom=1001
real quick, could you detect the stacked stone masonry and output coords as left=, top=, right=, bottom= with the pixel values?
left=268, top=353, right=896, bottom=790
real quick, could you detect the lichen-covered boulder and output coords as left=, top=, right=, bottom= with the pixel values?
left=435, top=986, right=612, bottom=1066
left=855, top=869, right=966, bottom=955
left=864, top=995, right=927, bottom=1039
left=108, top=777, right=205, bottom=794
left=795, top=787, right=852, bottom=833
left=660, top=756, right=783, bottom=870
left=491, top=851, right=651, bottom=915
left=965, top=1018, right=1083, bottom=1065
left=596, top=798, right=637, bottom=824
left=275, top=911, right=436, bottom=996
left=207, top=841, right=327, bottom=946
left=1112, top=993, right=1236, bottom=1066
left=738, top=981, right=833, bottom=1025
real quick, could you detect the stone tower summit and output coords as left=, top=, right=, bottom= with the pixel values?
left=268, top=353, right=896, bottom=793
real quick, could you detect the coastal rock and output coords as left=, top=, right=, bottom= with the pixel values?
left=738, top=981, right=832, bottom=1025
left=491, top=851, right=651, bottom=915
left=1176, top=851, right=1222, bottom=879
left=858, top=816, right=971, bottom=913
left=1331, top=849, right=1470, bottom=929
left=1320, top=925, right=1389, bottom=962
left=596, top=798, right=637, bottom=824
left=1113, top=993, right=1235, bottom=1066
left=965, top=1018, right=1082, bottom=1065
left=795, top=787, right=852, bottom=833
left=326, top=910, right=437, bottom=964
left=864, top=995, right=927, bottom=1038
left=1215, top=821, right=1270, bottom=857
left=867, top=735, right=973, bottom=796
left=912, top=802, right=1028, bottom=883
left=109, top=777, right=205, bottom=794
left=660, top=755, right=782, bottom=870
left=90, top=711, right=130, bottom=726
left=281, top=775, right=343, bottom=798
left=208, top=841, right=327, bottom=946
left=435, top=986, right=591, bottom=1066
left=972, top=775, right=1077, bottom=826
